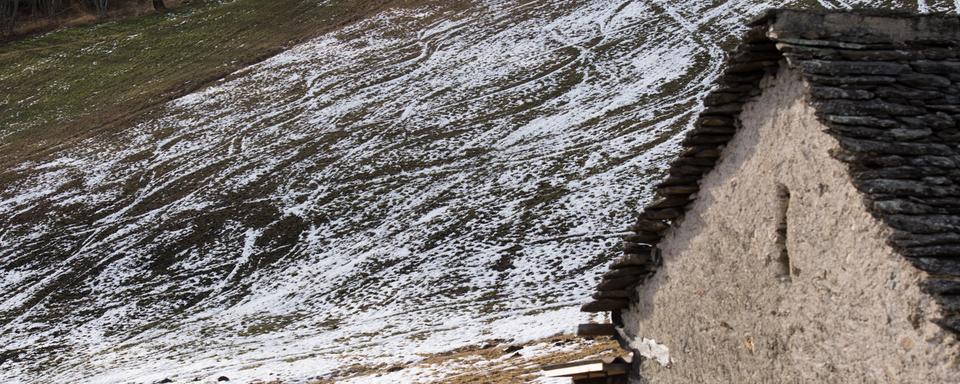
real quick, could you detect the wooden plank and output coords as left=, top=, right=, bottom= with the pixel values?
left=571, top=366, right=628, bottom=379
left=543, top=357, right=629, bottom=378
left=542, top=361, right=605, bottom=377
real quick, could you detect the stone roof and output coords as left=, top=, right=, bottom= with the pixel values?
left=582, top=9, right=960, bottom=336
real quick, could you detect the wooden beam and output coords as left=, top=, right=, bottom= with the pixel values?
left=542, top=356, right=629, bottom=378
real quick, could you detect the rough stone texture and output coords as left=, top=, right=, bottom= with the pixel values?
left=622, top=67, right=959, bottom=383
left=577, top=12, right=960, bottom=381
left=581, top=10, right=960, bottom=353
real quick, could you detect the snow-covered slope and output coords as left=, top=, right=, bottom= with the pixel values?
left=0, top=0, right=947, bottom=382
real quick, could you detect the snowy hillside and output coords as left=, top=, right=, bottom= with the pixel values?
left=0, top=0, right=948, bottom=382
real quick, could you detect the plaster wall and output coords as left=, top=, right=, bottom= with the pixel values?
left=622, top=67, right=959, bottom=383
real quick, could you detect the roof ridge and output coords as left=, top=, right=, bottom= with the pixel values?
left=749, top=8, right=960, bottom=27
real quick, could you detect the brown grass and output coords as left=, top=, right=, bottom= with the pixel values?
left=309, top=334, right=625, bottom=383
left=422, top=335, right=625, bottom=384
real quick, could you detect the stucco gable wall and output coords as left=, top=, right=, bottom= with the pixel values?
left=622, top=66, right=958, bottom=383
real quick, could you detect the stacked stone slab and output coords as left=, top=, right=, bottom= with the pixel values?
left=582, top=9, right=960, bottom=336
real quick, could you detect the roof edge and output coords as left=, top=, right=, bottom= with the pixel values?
left=757, top=9, right=960, bottom=45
